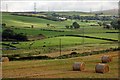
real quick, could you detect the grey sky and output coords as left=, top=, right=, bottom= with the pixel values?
left=1, top=0, right=119, bottom=12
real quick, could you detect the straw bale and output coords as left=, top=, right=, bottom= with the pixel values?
left=95, top=63, right=109, bottom=73
left=73, top=62, right=85, bottom=71
left=101, top=55, right=112, bottom=63
left=1, top=57, right=9, bottom=62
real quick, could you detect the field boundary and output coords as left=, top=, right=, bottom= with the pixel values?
left=3, top=48, right=119, bottom=61
left=58, top=34, right=118, bottom=42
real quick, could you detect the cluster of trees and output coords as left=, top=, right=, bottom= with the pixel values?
left=2, top=28, right=28, bottom=41
left=111, top=19, right=120, bottom=30
left=97, top=18, right=120, bottom=30
left=51, top=13, right=117, bottom=21
left=65, top=22, right=80, bottom=29
left=66, top=15, right=114, bottom=21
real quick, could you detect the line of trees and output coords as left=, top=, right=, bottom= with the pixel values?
left=66, top=15, right=116, bottom=21
left=2, top=28, right=28, bottom=41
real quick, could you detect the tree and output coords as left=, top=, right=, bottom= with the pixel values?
left=46, top=24, right=50, bottom=27
left=2, top=23, right=6, bottom=27
left=31, top=25, right=34, bottom=28
left=65, top=25, right=69, bottom=29
left=103, top=22, right=108, bottom=28
left=70, top=25, right=73, bottom=29
left=85, top=20, right=88, bottom=23
left=14, top=33, right=28, bottom=41
left=111, top=19, right=120, bottom=30
left=97, top=22, right=102, bottom=26
left=73, top=15, right=80, bottom=20
left=72, top=22, right=80, bottom=29
left=2, top=28, right=15, bottom=40
left=2, top=28, right=28, bottom=41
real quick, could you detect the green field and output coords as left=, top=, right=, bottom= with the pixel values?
left=2, top=12, right=119, bottom=53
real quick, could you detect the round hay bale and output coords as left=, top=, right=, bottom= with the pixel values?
left=1, top=57, right=9, bottom=62
left=95, top=63, right=109, bottom=73
left=73, top=62, right=85, bottom=71
left=101, top=55, right=112, bottom=63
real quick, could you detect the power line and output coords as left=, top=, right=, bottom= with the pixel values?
left=34, top=2, right=36, bottom=13
left=6, top=4, right=8, bottom=12
left=90, top=8, right=92, bottom=14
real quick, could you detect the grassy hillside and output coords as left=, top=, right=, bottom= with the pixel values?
left=2, top=13, right=118, bottom=38
left=2, top=12, right=118, bottom=57
left=2, top=12, right=93, bottom=29
left=2, top=13, right=61, bottom=28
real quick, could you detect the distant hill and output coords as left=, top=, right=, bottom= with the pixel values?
left=93, top=9, right=118, bottom=15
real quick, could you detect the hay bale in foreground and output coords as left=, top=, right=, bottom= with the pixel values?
left=95, top=63, right=109, bottom=73
left=1, top=57, right=9, bottom=62
left=73, top=62, right=85, bottom=71
left=101, top=55, right=112, bottom=63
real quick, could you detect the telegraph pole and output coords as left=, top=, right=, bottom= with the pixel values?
left=101, top=5, right=103, bottom=14
left=118, top=1, right=120, bottom=49
left=6, top=4, right=8, bottom=12
left=34, top=2, right=36, bottom=13
left=82, top=26, right=84, bottom=45
left=90, top=8, right=92, bottom=14
left=59, top=39, right=62, bottom=56
left=118, top=0, right=120, bottom=77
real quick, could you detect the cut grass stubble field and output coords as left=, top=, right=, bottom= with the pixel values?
left=2, top=51, right=119, bottom=78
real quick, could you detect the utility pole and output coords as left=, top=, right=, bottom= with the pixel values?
left=6, top=4, right=8, bottom=12
left=101, top=5, right=103, bottom=14
left=34, top=2, right=36, bottom=13
left=82, top=26, right=84, bottom=45
left=59, top=39, right=62, bottom=56
left=90, top=8, right=92, bottom=14
left=118, top=1, right=120, bottom=49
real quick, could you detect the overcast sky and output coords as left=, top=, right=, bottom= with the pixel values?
left=1, top=0, right=119, bottom=12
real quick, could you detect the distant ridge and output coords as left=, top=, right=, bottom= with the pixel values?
left=93, top=9, right=118, bottom=15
